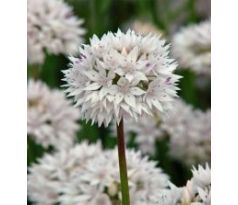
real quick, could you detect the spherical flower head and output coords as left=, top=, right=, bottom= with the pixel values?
left=27, top=79, right=80, bottom=150
left=152, top=164, right=211, bottom=205
left=59, top=148, right=170, bottom=205
left=180, top=163, right=211, bottom=205
left=110, top=99, right=210, bottom=161
left=191, top=163, right=211, bottom=189
left=172, top=20, right=211, bottom=76
left=27, top=0, right=86, bottom=65
left=27, top=142, right=103, bottom=205
left=63, top=29, right=181, bottom=127
left=151, top=183, right=182, bottom=205
left=161, top=99, right=195, bottom=136
left=161, top=100, right=211, bottom=165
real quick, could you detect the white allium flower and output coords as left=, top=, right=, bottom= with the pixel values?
left=115, top=99, right=210, bottom=161
left=27, top=0, right=86, bottom=65
left=162, top=100, right=211, bottom=165
left=154, top=164, right=211, bottom=205
left=180, top=163, right=211, bottom=205
left=63, top=29, right=181, bottom=126
left=27, top=79, right=80, bottom=149
left=151, top=183, right=182, bottom=205
left=28, top=142, right=103, bottom=205
left=161, top=99, right=195, bottom=136
left=191, top=163, right=211, bottom=189
left=59, top=148, right=170, bottom=205
left=172, top=20, right=211, bottom=76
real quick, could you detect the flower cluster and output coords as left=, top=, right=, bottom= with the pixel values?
left=63, top=29, right=181, bottom=126
left=154, top=163, right=211, bottom=205
left=27, top=80, right=80, bottom=149
left=27, top=0, right=86, bottom=65
left=172, top=20, right=211, bottom=76
left=28, top=142, right=103, bottom=205
left=60, top=148, right=170, bottom=205
left=179, top=163, right=211, bottom=205
left=26, top=1, right=211, bottom=205
left=28, top=141, right=170, bottom=205
left=163, top=100, right=211, bottom=165
left=113, top=100, right=210, bottom=165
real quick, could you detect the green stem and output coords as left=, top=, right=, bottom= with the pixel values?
left=116, top=119, right=130, bottom=205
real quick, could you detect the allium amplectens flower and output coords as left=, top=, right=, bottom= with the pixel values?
left=28, top=142, right=170, bottom=205
left=162, top=100, right=211, bottom=165
left=153, top=163, right=211, bottom=205
left=27, top=80, right=80, bottom=149
left=63, top=30, right=181, bottom=126
left=59, top=148, right=170, bottom=205
left=112, top=99, right=210, bottom=162
left=27, top=0, right=86, bottom=65
left=172, top=20, right=211, bottom=76
left=28, top=142, right=102, bottom=205
left=180, top=163, right=211, bottom=205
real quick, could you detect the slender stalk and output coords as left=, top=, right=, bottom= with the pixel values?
left=116, top=118, right=130, bottom=205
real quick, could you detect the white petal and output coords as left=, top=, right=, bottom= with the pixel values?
left=130, top=87, right=146, bottom=96
left=125, top=95, right=136, bottom=108
left=83, top=83, right=101, bottom=91
left=108, top=70, right=115, bottom=79
left=125, top=73, right=134, bottom=82
left=117, top=77, right=127, bottom=86
left=134, top=72, right=148, bottom=81
left=99, top=88, right=108, bottom=100
left=108, top=85, right=118, bottom=95
left=68, top=89, right=84, bottom=96
left=152, top=99, right=163, bottom=111
left=115, top=93, right=124, bottom=104
left=107, top=95, right=114, bottom=102
left=82, top=70, right=98, bottom=81
left=121, top=103, right=132, bottom=116
left=128, top=46, right=139, bottom=62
